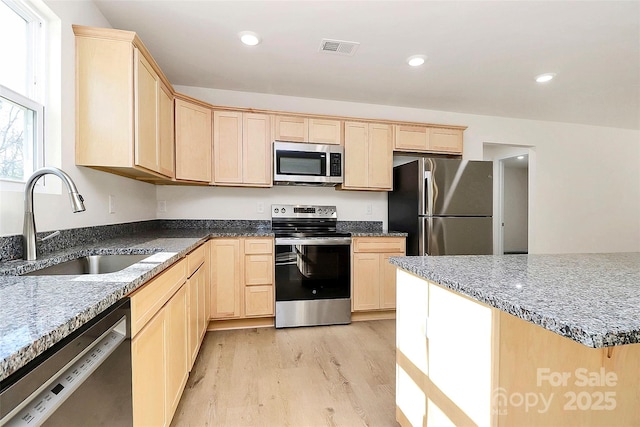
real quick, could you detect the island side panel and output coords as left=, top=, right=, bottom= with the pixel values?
left=396, top=269, right=495, bottom=427
left=497, top=311, right=640, bottom=426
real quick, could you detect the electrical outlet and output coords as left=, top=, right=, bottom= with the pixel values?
left=108, top=195, right=116, bottom=214
left=157, top=200, right=167, bottom=213
left=366, top=204, right=372, bottom=215
left=257, top=202, right=264, bottom=213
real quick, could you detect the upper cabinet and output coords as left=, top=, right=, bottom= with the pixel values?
left=175, top=96, right=212, bottom=183
left=213, top=111, right=272, bottom=186
left=394, top=124, right=463, bottom=154
left=74, top=25, right=175, bottom=180
left=74, top=25, right=465, bottom=187
left=273, top=115, right=343, bottom=145
left=342, top=121, right=393, bottom=191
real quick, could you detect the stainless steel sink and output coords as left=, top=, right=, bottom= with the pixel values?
left=23, top=254, right=150, bottom=276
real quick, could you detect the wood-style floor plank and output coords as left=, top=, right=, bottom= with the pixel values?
left=171, top=320, right=398, bottom=427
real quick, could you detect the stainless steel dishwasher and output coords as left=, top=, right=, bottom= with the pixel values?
left=0, top=299, right=132, bottom=426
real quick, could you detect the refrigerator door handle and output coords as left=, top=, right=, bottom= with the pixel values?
left=424, top=170, right=433, bottom=216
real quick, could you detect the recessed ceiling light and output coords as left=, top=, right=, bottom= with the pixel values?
left=407, top=55, right=427, bottom=67
left=239, top=31, right=261, bottom=46
left=517, top=155, right=525, bottom=160
left=535, top=73, right=556, bottom=83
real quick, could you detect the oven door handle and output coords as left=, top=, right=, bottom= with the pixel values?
left=275, top=237, right=352, bottom=246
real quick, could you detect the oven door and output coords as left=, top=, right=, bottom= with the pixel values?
left=274, top=237, right=351, bottom=301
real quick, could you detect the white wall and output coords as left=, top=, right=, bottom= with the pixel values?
left=171, top=86, right=640, bottom=254
left=0, top=0, right=157, bottom=236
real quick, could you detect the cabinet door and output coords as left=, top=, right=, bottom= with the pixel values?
left=273, top=115, right=308, bottom=142
left=380, top=253, right=403, bottom=309
left=134, top=49, right=159, bottom=173
left=187, top=272, right=199, bottom=369
left=188, top=263, right=207, bottom=369
left=343, top=121, right=368, bottom=188
left=245, top=254, right=273, bottom=285
left=196, top=263, right=208, bottom=341
left=308, top=118, right=342, bottom=145
left=175, top=99, right=212, bottom=182
left=213, top=110, right=243, bottom=183
left=132, top=309, right=166, bottom=427
left=352, top=253, right=381, bottom=311
left=210, top=239, right=242, bottom=318
left=428, top=128, right=463, bottom=153
left=394, top=124, right=429, bottom=151
left=243, top=113, right=272, bottom=185
left=158, top=84, right=175, bottom=178
left=165, top=285, right=188, bottom=423
left=245, top=285, right=274, bottom=317
left=367, top=123, right=393, bottom=190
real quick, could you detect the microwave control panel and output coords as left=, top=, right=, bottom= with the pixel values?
left=329, top=153, right=342, bottom=177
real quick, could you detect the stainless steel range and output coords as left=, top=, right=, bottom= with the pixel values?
left=272, top=204, right=351, bottom=328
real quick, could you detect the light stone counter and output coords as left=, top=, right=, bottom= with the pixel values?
left=389, top=253, right=640, bottom=348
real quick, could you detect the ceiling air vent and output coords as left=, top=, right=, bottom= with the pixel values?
left=319, top=38, right=360, bottom=56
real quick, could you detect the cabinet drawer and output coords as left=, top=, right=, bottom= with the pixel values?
left=245, top=254, right=273, bottom=286
left=130, top=258, right=187, bottom=336
left=244, top=238, right=273, bottom=254
left=245, top=285, right=274, bottom=317
left=352, top=237, right=406, bottom=253
left=187, top=244, right=206, bottom=277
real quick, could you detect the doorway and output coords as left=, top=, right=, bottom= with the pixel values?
left=483, top=144, right=532, bottom=255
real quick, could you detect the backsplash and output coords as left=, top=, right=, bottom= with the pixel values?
left=0, top=219, right=383, bottom=262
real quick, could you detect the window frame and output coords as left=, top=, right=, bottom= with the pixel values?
left=0, top=84, right=45, bottom=183
left=0, top=0, right=47, bottom=184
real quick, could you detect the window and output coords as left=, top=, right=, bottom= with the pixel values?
left=0, top=0, right=45, bottom=182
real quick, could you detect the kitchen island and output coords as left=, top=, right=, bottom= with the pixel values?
left=389, top=253, right=640, bottom=427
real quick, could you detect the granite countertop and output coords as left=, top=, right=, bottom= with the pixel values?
left=350, top=231, right=407, bottom=237
left=389, top=253, right=640, bottom=349
left=0, top=227, right=270, bottom=382
left=0, top=220, right=397, bottom=382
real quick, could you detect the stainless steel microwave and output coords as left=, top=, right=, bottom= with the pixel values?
left=273, top=141, right=344, bottom=186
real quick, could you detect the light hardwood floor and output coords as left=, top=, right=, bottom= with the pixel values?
left=170, top=320, right=399, bottom=427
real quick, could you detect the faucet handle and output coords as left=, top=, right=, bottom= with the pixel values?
left=39, top=230, right=61, bottom=242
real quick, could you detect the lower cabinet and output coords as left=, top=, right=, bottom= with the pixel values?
left=210, top=237, right=274, bottom=320
left=131, top=264, right=188, bottom=427
left=352, top=236, right=406, bottom=312
left=130, top=242, right=210, bottom=427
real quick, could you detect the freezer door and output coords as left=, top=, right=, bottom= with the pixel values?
left=421, top=216, right=493, bottom=255
left=425, top=158, right=493, bottom=216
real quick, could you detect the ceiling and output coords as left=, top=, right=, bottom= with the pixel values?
left=93, top=1, right=640, bottom=130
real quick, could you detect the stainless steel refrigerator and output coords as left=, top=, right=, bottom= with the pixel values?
left=388, top=158, right=493, bottom=256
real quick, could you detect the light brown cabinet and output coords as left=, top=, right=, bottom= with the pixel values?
left=175, top=97, right=213, bottom=182
left=351, top=237, right=406, bottom=311
left=131, top=306, right=166, bottom=427
left=342, top=121, right=393, bottom=191
left=210, top=239, right=242, bottom=319
left=273, top=115, right=343, bottom=145
left=394, top=124, right=463, bottom=154
left=429, top=127, right=464, bottom=153
left=130, top=258, right=189, bottom=427
left=210, top=237, right=274, bottom=320
left=308, top=118, right=343, bottom=145
left=74, top=26, right=175, bottom=180
left=213, top=111, right=271, bottom=186
left=186, top=244, right=208, bottom=370
left=164, top=284, right=188, bottom=422
left=273, top=115, right=308, bottom=142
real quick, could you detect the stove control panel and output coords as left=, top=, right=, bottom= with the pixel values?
left=272, top=204, right=337, bottom=219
